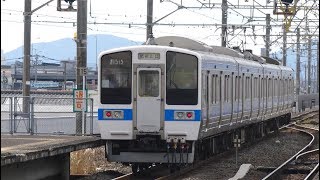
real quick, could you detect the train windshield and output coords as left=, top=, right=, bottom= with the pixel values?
left=166, top=51, right=198, bottom=105
left=100, top=51, right=132, bottom=104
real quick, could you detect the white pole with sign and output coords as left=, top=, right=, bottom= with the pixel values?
left=82, top=68, right=87, bottom=135
left=73, top=68, right=87, bottom=135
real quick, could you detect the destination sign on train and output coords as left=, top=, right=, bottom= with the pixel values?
left=138, top=53, right=160, bottom=60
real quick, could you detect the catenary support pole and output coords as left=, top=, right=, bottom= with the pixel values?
left=265, top=14, right=271, bottom=57
left=146, top=0, right=153, bottom=40
left=296, top=28, right=300, bottom=95
left=23, top=0, right=31, bottom=113
left=76, top=0, right=87, bottom=135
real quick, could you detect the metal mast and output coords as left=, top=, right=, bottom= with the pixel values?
left=296, top=28, right=300, bottom=95
left=76, top=0, right=87, bottom=134
left=23, top=0, right=32, bottom=113
left=221, top=0, right=228, bottom=47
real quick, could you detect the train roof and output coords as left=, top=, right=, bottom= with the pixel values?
left=153, top=36, right=271, bottom=64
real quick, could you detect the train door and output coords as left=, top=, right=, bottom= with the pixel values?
left=136, top=68, right=161, bottom=132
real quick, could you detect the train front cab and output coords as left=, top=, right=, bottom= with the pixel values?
left=97, top=47, right=202, bottom=164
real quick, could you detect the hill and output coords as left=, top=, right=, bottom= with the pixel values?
left=4, top=34, right=143, bottom=67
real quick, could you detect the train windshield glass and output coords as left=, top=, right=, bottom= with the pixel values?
left=166, top=51, right=198, bottom=105
left=100, top=51, right=132, bottom=104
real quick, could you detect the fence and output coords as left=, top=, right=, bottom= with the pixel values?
left=1, top=96, right=99, bottom=135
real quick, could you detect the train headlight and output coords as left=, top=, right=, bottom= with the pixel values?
left=175, top=111, right=185, bottom=120
left=177, top=112, right=184, bottom=119
left=113, top=111, right=123, bottom=119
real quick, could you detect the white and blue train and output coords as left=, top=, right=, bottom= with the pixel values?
left=97, top=36, right=294, bottom=172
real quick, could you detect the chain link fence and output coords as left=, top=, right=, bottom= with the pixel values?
left=1, top=96, right=99, bottom=135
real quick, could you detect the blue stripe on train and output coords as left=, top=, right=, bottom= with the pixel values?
left=98, top=109, right=201, bottom=121
left=98, top=109, right=132, bottom=120
left=165, top=110, right=201, bottom=121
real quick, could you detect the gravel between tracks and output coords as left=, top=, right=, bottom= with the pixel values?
left=180, top=130, right=311, bottom=180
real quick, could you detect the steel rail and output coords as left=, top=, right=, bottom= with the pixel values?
left=112, top=173, right=133, bottom=180
left=304, top=163, right=319, bottom=180
left=296, top=148, right=319, bottom=160
left=262, top=125, right=317, bottom=179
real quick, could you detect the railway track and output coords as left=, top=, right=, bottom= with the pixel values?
left=262, top=123, right=319, bottom=180
left=74, top=109, right=319, bottom=180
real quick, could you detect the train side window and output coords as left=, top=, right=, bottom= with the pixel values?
left=211, top=75, right=215, bottom=104
left=245, top=76, right=247, bottom=99
left=212, top=74, right=219, bottom=104
left=242, top=74, right=245, bottom=101
left=224, top=75, right=230, bottom=102
left=274, top=78, right=277, bottom=98
left=253, top=77, right=257, bottom=98
left=261, top=77, right=263, bottom=99
left=252, top=77, right=255, bottom=98
left=231, top=73, right=234, bottom=102
left=279, top=79, right=282, bottom=97
left=268, top=78, right=271, bottom=98
left=266, top=78, right=268, bottom=98
left=250, top=76, right=252, bottom=100
left=245, top=76, right=251, bottom=100
left=219, top=74, right=222, bottom=103
left=289, top=79, right=292, bottom=95
left=284, top=79, right=288, bottom=96
left=235, top=76, right=238, bottom=101
left=258, top=76, right=261, bottom=99
left=256, top=77, right=259, bottom=98
left=239, top=76, right=242, bottom=102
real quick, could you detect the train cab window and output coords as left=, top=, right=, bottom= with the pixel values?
left=166, top=51, right=198, bottom=105
left=100, top=51, right=132, bottom=104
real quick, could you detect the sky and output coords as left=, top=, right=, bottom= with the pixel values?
left=1, top=0, right=319, bottom=55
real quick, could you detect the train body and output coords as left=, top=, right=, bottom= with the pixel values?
left=97, top=36, right=294, bottom=168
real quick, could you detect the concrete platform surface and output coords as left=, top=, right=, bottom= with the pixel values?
left=1, top=134, right=102, bottom=166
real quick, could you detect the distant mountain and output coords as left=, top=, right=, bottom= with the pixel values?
left=4, top=34, right=143, bottom=67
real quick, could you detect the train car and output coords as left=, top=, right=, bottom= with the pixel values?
left=97, top=36, right=294, bottom=172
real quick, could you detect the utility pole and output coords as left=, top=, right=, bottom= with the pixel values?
left=265, top=14, right=271, bottom=57
left=221, top=0, right=228, bottom=47
left=76, top=0, right=87, bottom=135
left=296, top=28, right=300, bottom=95
left=282, top=23, right=287, bottom=66
left=23, top=0, right=31, bottom=113
left=307, top=35, right=311, bottom=94
left=146, top=0, right=153, bottom=40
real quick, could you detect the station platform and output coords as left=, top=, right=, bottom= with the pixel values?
left=1, top=134, right=103, bottom=180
